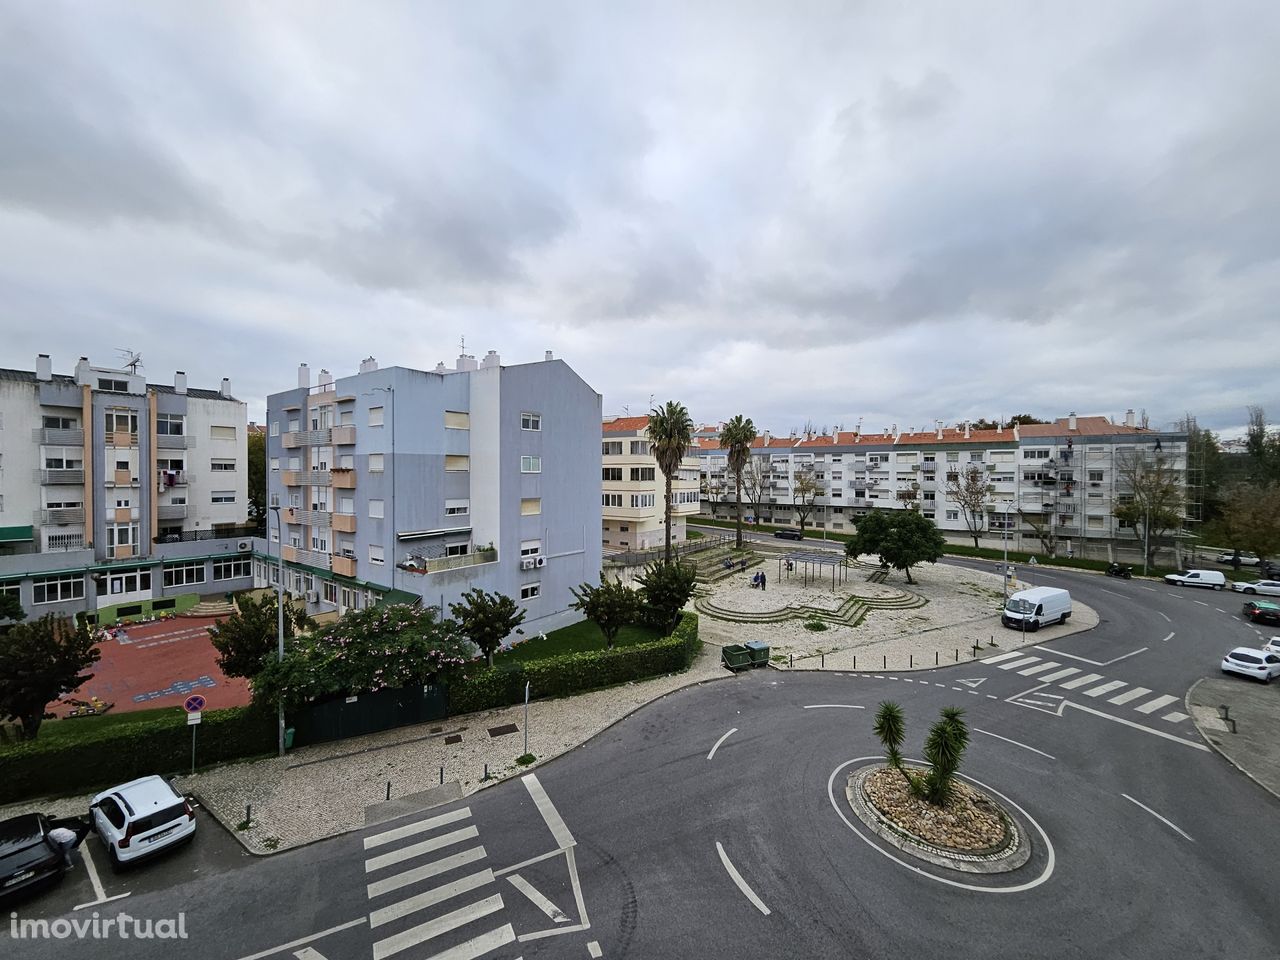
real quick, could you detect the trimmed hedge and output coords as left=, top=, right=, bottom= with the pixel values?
left=450, top=612, right=701, bottom=716
left=0, top=705, right=275, bottom=804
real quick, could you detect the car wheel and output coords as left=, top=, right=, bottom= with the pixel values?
left=1029, top=620, right=1040, bottom=632
left=1214, top=584, right=1223, bottom=591
left=1245, top=588, right=1256, bottom=594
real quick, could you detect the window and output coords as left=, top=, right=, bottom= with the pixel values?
left=210, top=425, right=236, bottom=441
left=369, top=453, right=385, bottom=473
left=630, top=493, right=655, bottom=508
left=520, top=583, right=541, bottom=600
left=163, top=562, right=206, bottom=587
left=115, top=459, right=129, bottom=471
left=311, top=534, right=328, bottom=552
left=445, top=543, right=469, bottom=557
left=521, top=456, right=542, bottom=473
left=521, top=540, right=542, bottom=557
left=630, top=467, right=655, bottom=482
left=602, top=468, right=623, bottom=482
left=602, top=441, right=623, bottom=456
left=270, top=421, right=279, bottom=437
left=923, top=492, right=936, bottom=502
left=923, top=511, right=935, bottom=519
left=445, top=455, right=470, bottom=472
left=32, top=575, right=84, bottom=604
left=43, top=415, right=75, bottom=429
left=338, top=496, right=355, bottom=514
left=156, top=414, right=185, bottom=436
left=369, top=499, right=385, bottom=519
left=211, top=491, right=236, bottom=504
left=369, top=544, right=385, bottom=564
left=602, top=493, right=623, bottom=507
left=444, top=411, right=470, bottom=429
left=289, top=457, right=301, bottom=471
left=630, top=440, right=650, bottom=456
left=521, top=498, right=542, bottom=516
left=946, top=452, right=959, bottom=462
left=946, top=510, right=959, bottom=521
left=368, top=406, right=384, bottom=426
left=1023, top=449, right=1050, bottom=459
left=211, top=459, right=236, bottom=471
left=270, top=457, right=280, bottom=471
left=445, top=499, right=469, bottom=516
left=105, top=410, right=137, bottom=433
left=1088, top=471, right=1104, bottom=482
left=213, top=559, right=252, bottom=581
left=970, top=452, right=984, bottom=462
left=288, top=418, right=300, bottom=433
left=522, top=412, right=542, bottom=431
left=1088, top=516, right=1105, bottom=529
left=98, top=378, right=129, bottom=393
left=323, top=582, right=338, bottom=604
left=339, top=454, right=355, bottom=469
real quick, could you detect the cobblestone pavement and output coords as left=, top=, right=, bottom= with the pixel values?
left=1187, top=675, right=1280, bottom=802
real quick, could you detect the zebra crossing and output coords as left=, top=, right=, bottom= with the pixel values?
left=981, top=650, right=1191, bottom=725
left=361, top=805, right=517, bottom=960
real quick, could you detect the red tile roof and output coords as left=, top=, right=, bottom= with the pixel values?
left=602, top=415, right=652, bottom=434
left=1018, top=416, right=1154, bottom=437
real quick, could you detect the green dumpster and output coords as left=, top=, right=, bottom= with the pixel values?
left=744, top=641, right=770, bottom=667
left=722, top=644, right=752, bottom=671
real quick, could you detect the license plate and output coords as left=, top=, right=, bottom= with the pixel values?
left=4, top=870, right=35, bottom=887
left=147, top=827, right=176, bottom=843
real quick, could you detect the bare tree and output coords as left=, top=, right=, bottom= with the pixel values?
left=1113, top=449, right=1185, bottom=568
left=792, top=465, right=825, bottom=531
left=895, top=481, right=922, bottom=510
left=1018, top=508, right=1059, bottom=558
left=946, top=464, right=995, bottom=548
left=741, top=456, right=770, bottom=524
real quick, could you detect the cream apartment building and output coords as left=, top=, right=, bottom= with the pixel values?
left=601, top=416, right=700, bottom=552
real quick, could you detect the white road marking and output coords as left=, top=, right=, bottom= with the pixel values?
left=974, top=728, right=1056, bottom=759
left=951, top=687, right=964, bottom=692
left=1122, top=794, right=1194, bottom=842
left=373, top=894, right=505, bottom=960
left=508, top=873, right=569, bottom=922
left=708, top=727, right=737, bottom=760
left=1193, top=600, right=1209, bottom=606
left=365, top=826, right=479, bottom=873
left=523, top=772, right=576, bottom=850
left=1108, top=687, right=1152, bottom=705
left=872, top=674, right=885, bottom=679
left=1158, top=611, right=1171, bottom=622
left=980, top=651, right=1024, bottom=664
left=588, top=942, right=603, bottom=958
left=364, top=807, right=472, bottom=850
left=986, top=694, right=998, bottom=699
left=492, top=847, right=563, bottom=878
left=369, top=868, right=495, bottom=929
left=1163, top=711, right=1191, bottom=723
left=73, top=840, right=132, bottom=911
left=1134, top=694, right=1179, bottom=715
left=957, top=678, right=987, bottom=687
left=715, top=841, right=771, bottom=916
left=803, top=704, right=865, bottom=710
left=1101, top=589, right=1127, bottom=599
left=1065, top=702, right=1209, bottom=751
left=967, top=690, right=980, bottom=695
left=1141, top=585, right=1157, bottom=592
left=1159, top=632, right=1174, bottom=643
left=293, top=948, right=329, bottom=960
left=416, top=923, right=516, bottom=960
left=1083, top=680, right=1127, bottom=698
left=232, top=919, right=369, bottom=960
left=368, top=846, right=488, bottom=898
left=1060, top=672, right=1105, bottom=690
left=1043, top=646, right=1147, bottom=667
left=1017, top=661, right=1062, bottom=676
left=903, top=677, right=915, bottom=682
left=997, top=656, right=1041, bottom=671
left=1215, top=608, right=1226, bottom=614
left=1020, top=699, right=1061, bottom=708
left=1037, top=667, right=1080, bottom=682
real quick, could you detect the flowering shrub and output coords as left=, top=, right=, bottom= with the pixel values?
left=253, top=604, right=470, bottom=708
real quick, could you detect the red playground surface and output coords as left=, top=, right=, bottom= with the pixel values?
left=53, top=616, right=251, bottom=718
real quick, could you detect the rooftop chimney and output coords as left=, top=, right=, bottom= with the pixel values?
left=74, top=357, right=91, bottom=385
left=1013, top=423, right=1021, bottom=442
left=1068, top=411, right=1078, bottom=431
left=456, top=353, right=478, bottom=372
left=297, top=363, right=310, bottom=389
left=174, top=370, right=187, bottom=395
left=219, top=377, right=232, bottom=399
left=318, top=369, right=334, bottom=390
left=964, top=420, right=971, bottom=439
left=434, top=362, right=448, bottom=374
left=36, top=354, right=52, bottom=381
left=359, top=356, right=378, bottom=374
left=936, top=420, right=944, bottom=440
left=544, top=350, right=554, bottom=361
left=1124, top=409, right=1135, bottom=429
left=481, top=350, right=501, bottom=369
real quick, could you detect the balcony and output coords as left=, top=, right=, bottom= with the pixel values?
left=157, top=504, right=188, bottom=520
left=107, top=430, right=139, bottom=448
left=110, top=469, right=136, bottom=487
left=415, top=548, right=498, bottom=575
left=37, top=468, right=84, bottom=484
left=332, top=555, right=357, bottom=577
left=107, top=544, right=134, bottom=560
left=286, top=470, right=331, bottom=486
left=291, top=508, right=332, bottom=527
left=36, top=507, right=85, bottom=524
left=157, top=470, right=187, bottom=489
left=332, top=513, right=357, bottom=533
left=331, top=469, right=356, bottom=489
left=156, top=434, right=192, bottom=450
left=282, top=545, right=331, bottom=570
left=112, top=507, right=139, bottom=523
left=32, top=427, right=84, bottom=445
left=331, top=425, right=356, bottom=445
left=282, top=428, right=332, bottom=448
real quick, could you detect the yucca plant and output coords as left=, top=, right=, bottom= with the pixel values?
left=873, top=701, right=916, bottom=791
left=922, top=706, right=970, bottom=804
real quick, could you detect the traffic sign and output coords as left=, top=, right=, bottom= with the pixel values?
left=184, top=694, right=207, bottom=713
left=187, top=711, right=202, bottom=725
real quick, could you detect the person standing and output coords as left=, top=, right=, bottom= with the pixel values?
left=761, top=571, right=767, bottom=592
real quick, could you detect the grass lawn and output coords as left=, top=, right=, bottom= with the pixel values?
left=1, top=706, right=183, bottom=749
left=494, top=620, right=665, bottom=664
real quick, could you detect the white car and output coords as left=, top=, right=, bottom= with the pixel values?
left=1163, top=569, right=1227, bottom=590
left=89, top=776, right=196, bottom=870
left=1230, top=579, right=1280, bottom=596
left=1264, top=637, right=1280, bottom=656
left=1217, top=552, right=1260, bottom=566
left=1221, top=647, right=1280, bottom=684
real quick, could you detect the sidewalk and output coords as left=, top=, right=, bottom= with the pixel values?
left=1187, top=677, right=1280, bottom=802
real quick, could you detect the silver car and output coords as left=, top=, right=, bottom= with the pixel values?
left=1230, top=579, right=1280, bottom=596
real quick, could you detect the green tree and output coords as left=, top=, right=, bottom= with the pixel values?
left=1113, top=449, right=1185, bottom=568
left=846, top=509, right=892, bottom=562
left=208, top=592, right=313, bottom=681
left=449, top=588, right=526, bottom=667
left=636, top=560, right=697, bottom=634
left=1245, top=406, right=1280, bottom=484
left=921, top=707, right=970, bottom=805
left=648, top=401, right=695, bottom=563
left=873, top=701, right=911, bottom=789
left=1221, top=482, right=1280, bottom=566
left=570, top=575, right=640, bottom=649
left=247, top=429, right=267, bottom=526
left=878, top=510, right=946, bottom=584
left=719, top=415, right=757, bottom=549
left=0, top=614, right=99, bottom=740
left=0, top=592, right=26, bottom=626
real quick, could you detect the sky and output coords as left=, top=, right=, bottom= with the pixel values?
left=2, top=1, right=1277, bottom=438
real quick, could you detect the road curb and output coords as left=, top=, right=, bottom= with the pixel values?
left=1185, top=677, right=1280, bottom=805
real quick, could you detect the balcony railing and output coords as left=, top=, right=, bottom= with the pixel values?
left=157, top=504, right=188, bottom=520
left=152, top=524, right=262, bottom=545
left=158, top=470, right=187, bottom=489
left=332, top=513, right=357, bottom=533
left=107, top=431, right=139, bottom=448
left=331, top=469, right=356, bottom=489
left=36, top=468, right=84, bottom=484
left=32, top=427, right=84, bottom=445
left=285, top=470, right=331, bottom=486
left=36, top=507, right=85, bottom=524
left=331, top=425, right=356, bottom=445
left=403, top=549, right=498, bottom=575
left=291, top=508, right=332, bottom=527
left=332, top=555, right=357, bottom=577
left=293, top=548, right=331, bottom=570
left=156, top=434, right=192, bottom=450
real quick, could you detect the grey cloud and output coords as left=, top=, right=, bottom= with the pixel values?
left=878, top=72, right=957, bottom=125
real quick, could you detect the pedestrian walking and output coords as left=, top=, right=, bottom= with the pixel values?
left=761, top=571, right=767, bottom=591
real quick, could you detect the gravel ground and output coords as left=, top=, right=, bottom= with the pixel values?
left=862, top=766, right=1006, bottom=851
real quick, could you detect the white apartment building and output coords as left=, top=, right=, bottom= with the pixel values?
left=261, top=351, right=601, bottom=632
left=0, top=354, right=252, bottom=621
left=601, top=416, right=701, bottom=552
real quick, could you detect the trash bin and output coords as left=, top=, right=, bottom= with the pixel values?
left=744, top=641, right=770, bottom=667
left=284, top=727, right=296, bottom=750
left=721, top=645, right=752, bottom=671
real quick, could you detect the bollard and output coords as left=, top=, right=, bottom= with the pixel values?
left=386, top=781, right=391, bottom=801
left=821, top=653, right=825, bottom=668
left=853, top=655, right=856, bottom=669
left=935, top=651, right=939, bottom=666
left=440, top=766, right=445, bottom=785
left=483, top=763, right=489, bottom=781
left=246, top=804, right=252, bottom=826
left=909, top=654, right=913, bottom=668
left=955, top=648, right=959, bottom=662
left=790, top=653, right=794, bottom=668
left=883, top=655, right=886, bottom=669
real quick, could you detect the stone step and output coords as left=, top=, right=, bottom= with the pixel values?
left=181, top=600, right=236, bottom=618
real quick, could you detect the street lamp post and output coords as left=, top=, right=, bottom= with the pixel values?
left=1002, top=504, right=1014, bottom=603
left=270, top=505, right=285, bottom=757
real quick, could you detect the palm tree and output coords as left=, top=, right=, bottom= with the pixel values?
left=719, top=415, right=757, bottom=549
left=648, top=400, right=694, bottom=564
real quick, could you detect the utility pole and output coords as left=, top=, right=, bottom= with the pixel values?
left=271, top=505, right=285, bottom=757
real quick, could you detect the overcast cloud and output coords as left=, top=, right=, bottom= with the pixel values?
left=1, top=1, right=1277, bottom=436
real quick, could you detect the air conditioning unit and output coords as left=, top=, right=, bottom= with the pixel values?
left=237, top=540, right=251, bottom=552
left=535, top=556, right=547, bottom=568
left=520, top=558, right=536, bottom=570
left=305, top=590, right=319, bottom=603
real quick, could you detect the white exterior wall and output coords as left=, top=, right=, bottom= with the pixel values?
left=0, top=380, right=47, bottom=538
left=186, top=395, right=249, bottom=528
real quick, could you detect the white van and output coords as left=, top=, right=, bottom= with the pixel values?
left=1163, top=569, right=1227, bottom=591
left=1002, top=587, right=1072, bottom=632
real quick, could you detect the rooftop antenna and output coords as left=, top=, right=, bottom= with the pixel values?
left=116, top=348, right=143, bottom=375
left=458, top=335, right=466, bottom=353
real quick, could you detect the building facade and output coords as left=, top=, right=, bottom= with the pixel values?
left=0, top=354, right=252, bottom=621
left=261, top=351, right=601, bottom=632
left=601, top=416, right=701, bottom=552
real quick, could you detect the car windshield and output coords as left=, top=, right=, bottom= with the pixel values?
left=1005, top=598, right=1034, bottom=614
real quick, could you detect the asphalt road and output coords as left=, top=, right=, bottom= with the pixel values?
left=5, top=554, right=1278, bottom=960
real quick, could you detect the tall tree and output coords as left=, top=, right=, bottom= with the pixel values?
left=876, top=510, right=947, bottom=584
left=450, top=588, right=526, bottom=667
left=1113, top=449, right=1185, bottom=568
left=648, top=401, right=694, bottom=563
left=946, top=464, right=996, bottom=548
left=1017, top=507, right=1059, bottom=559
left=636, top=561, right=697, bottom=634
left=570, top=575, right=640, bottom=650
left=246, top=429, right=267, bottom=527
left=1221, top=482, right=1280, bottom=566
left=791, top=464, right=824, bottom=532
left=719, top=415, right=757, bottom=549
left=846, top=509, right=892, bottom=562
left=1245, top=405, right=1280, bottom=484
left=0, top=614, right=99, bottom=740
left=208, top=592, right=313, bottom=681
left=740, top=456, right=770, bottom=526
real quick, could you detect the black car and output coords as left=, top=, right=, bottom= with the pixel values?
left=0, top=813, right=87, bottom=901
left=774, top=529, right=804, bottom=541
left=1242, top=600, right=1280, bottom=626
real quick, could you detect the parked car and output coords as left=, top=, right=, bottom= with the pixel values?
left=89, top=776, right=195, bottom=871
left=1163, top=569, right=1227, bottom=590
left=0, top=813, right=89, bottom=901
left=1216, top=552, right=1260, bottom=566
left=1002, top=587, right=1072, bottom=631
left=1264, top=637, right=1280, bottom=656
left=1242, top=600, right=1280, bottom=626
left=1221, top=646, right=1280, bottom=683
left=1231, top=579, right=1280, bottom=596
left=773, top=529, right=804, bottom=541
